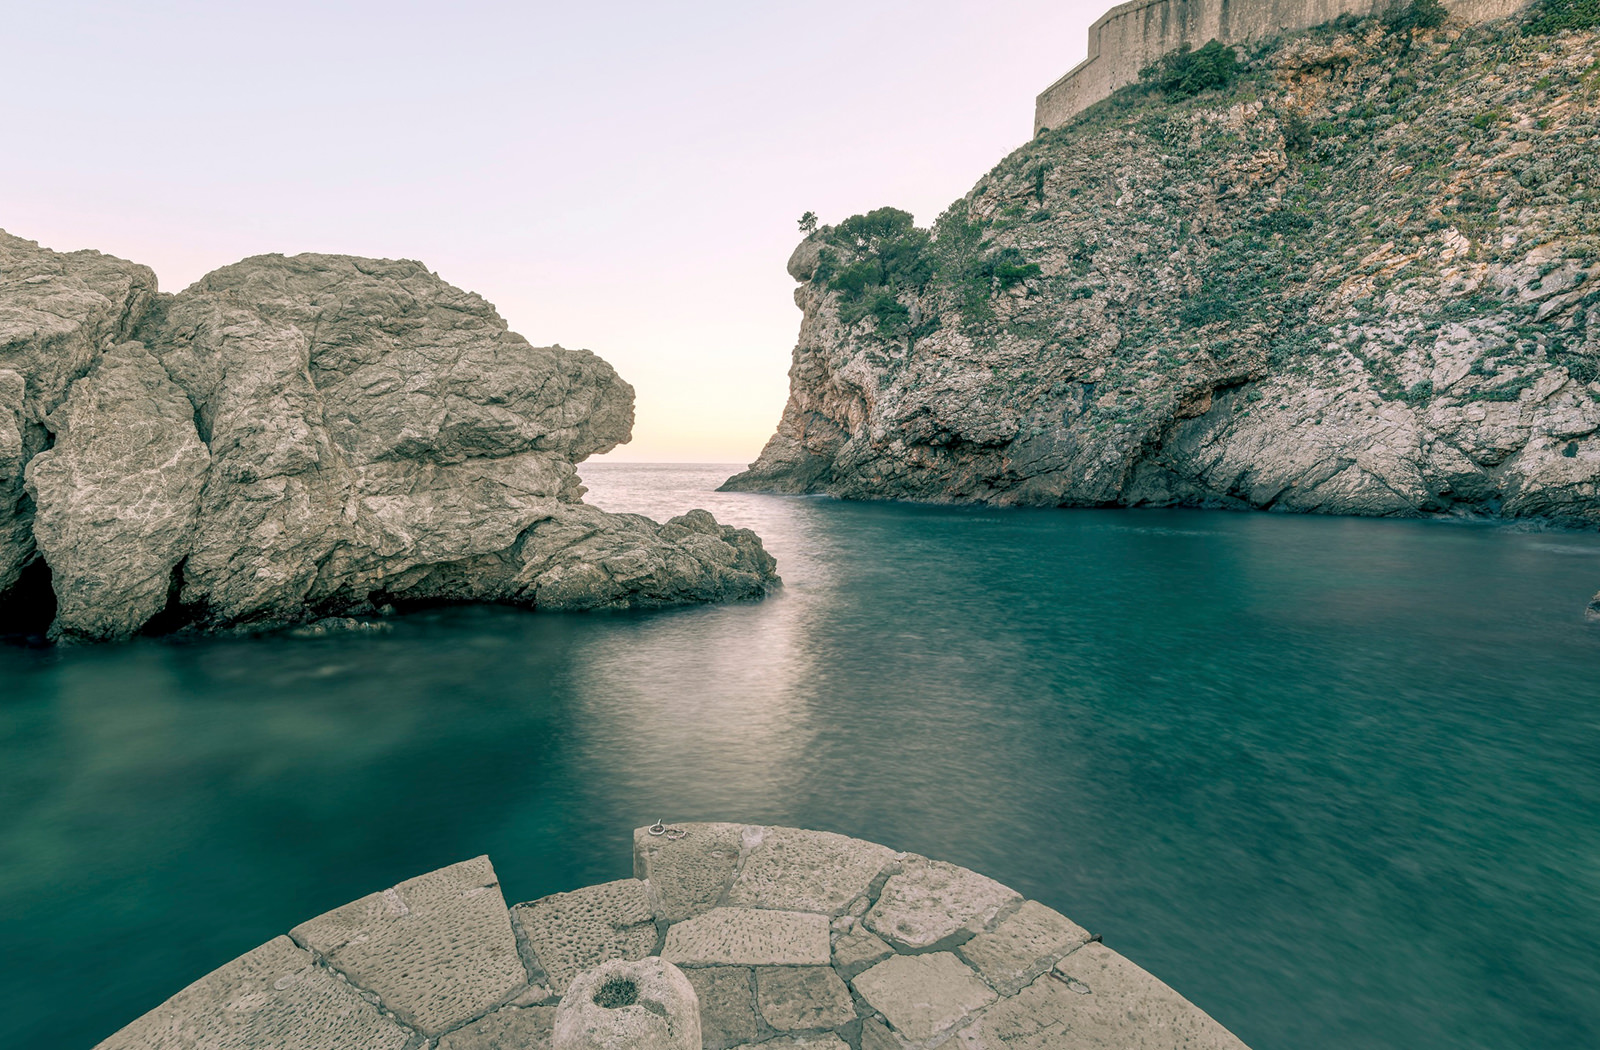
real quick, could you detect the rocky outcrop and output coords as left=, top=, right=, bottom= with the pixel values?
left=24, top=342, right=210, bottom=639
left=0, top=231, right=158, bottom=596
left=0, top=234, right=776, bottom=641
left=727, top=13, right=1600, bottom=536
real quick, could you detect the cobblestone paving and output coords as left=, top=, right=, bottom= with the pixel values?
left=94, top=825, right=1249, bottom=1049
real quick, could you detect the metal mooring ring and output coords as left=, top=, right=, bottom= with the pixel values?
left=648, top=820, right=667, bottom=836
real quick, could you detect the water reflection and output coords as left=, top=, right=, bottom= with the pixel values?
left=1, top=466, right=1597, bottom=1050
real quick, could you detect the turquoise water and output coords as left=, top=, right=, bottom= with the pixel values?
left=2, top=462, right=1598, bottom=1049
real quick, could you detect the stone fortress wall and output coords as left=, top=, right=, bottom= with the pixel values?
left=1035, top=0, right=1535, bottom=132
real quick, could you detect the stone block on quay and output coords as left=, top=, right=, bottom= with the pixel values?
left=831, top=924, right=894, bottom=981
left=512, top=878, right=658, bottom=991
left=729, top=1036, right=850, bottom=1050
left=289, top=856, right=527, bottom=1036
left=728, top=826, right=897, bottom=916
left=635, top=823, right=747, bottom=921
left=663, top=908, right=831, bottom=966
left=92, top=935, right=414, bottom=1050
left=682, top=966, right=759, bottom=1050
left=851, top=953, right=997, bottom=1043
left=954, top=943, right=1250, bottom=1050
left=864, top=859, right=1021, bottom=952
left=553, top=958, right=701, bottom=1050
left=755, top=966, right=856, bottom=1030
left=1037, top=942, right=1248, bottom=1049
left=957, top=900, right=1091, bottom=996
left=859, top=1018, right=902, bottom=1050
left=436, top=1005, right=557, bottom=1050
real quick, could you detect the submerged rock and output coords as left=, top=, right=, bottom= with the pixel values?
left=0, top=233, right=777, bottom=641
left=1588, top=591, right=1600, bottom=623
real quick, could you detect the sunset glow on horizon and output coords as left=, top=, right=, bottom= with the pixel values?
left=5, top=0, right=1104, bottom=463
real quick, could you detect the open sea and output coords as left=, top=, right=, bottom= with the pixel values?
left=2, top=462, right=1598, bottom=1050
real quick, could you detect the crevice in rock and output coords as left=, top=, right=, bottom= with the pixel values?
left=0, top=557, right=56, bottom=646
left=139, top=559, right=208, bottom=637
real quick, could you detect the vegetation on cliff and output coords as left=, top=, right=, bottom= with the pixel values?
left=729, top=5, right=1600, bottom=527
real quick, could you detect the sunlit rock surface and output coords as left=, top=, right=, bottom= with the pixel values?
left=727, top=15, right=1600, bottom=533
left=0, top=233, right=776, bottom=641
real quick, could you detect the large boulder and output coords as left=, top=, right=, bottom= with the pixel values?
left=0, top=231, right=158, bottom=594
left=24, top=342, right=210, bottom=641
left=0, top=234, right=778, bottom=640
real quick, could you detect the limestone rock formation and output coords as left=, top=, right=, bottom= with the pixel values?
left=0, top=231, right=158, bottom=596
left=0, top=233, right=776, bottom=641
left=24, top=342, right=210, bottom=640
left=726, top=12, right=1600, bottom=539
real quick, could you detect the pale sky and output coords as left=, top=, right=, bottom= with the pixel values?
left=4, top=1, right=1101, bottom=462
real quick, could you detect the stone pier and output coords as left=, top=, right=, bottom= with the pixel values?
left=93, top=824, right=1250, bottom=1050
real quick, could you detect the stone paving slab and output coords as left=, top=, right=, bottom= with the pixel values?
left=435, top=1004, right=556, bottom=1050
left=852, top=952, right=998, bottom=1043
left=756, top=965, right=857, bottom=1030
left=831, top=923, right=894, bottom=981
left=289, top=856, right=527, bottom=1036
left=663, top=908, right=832, bottom=966
left=730, top=1036, right=851, bottom=1050
left=92, top=935, right=416, bottom=1050
left=682, top=967, right=760, bottom=1050
left=1043, top=943, right=1248, bottom=1049
left=952, top=944, right=1249, bottom=1050
left=635, top=822, right=747, bottom=921
left=728, top=826, right=898, bottom=916
left=957, top=900, right=1091, bottom=997
left=511, top=877, right=657, bottom=992
left=864, top=859, right=1022, bottom=952
left=96, top=828, right=1250, bottom=1050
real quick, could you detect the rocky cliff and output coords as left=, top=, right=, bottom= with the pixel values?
left=727, top=9, right=1600, bottom=534
left=1, top=232, right=776, bottom=642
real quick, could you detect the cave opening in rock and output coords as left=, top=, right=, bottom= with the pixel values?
left=139, top=559, right=205, bottom=637
left=0, top=558, right=57, bottom=645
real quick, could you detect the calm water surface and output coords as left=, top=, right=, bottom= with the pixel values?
left=2, top=463, right=1598, bottom=1049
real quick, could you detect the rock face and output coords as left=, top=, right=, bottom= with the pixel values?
left=25, top=342, right=210, bottom=640
left=726, top=13, right=1600, bottom=537
left=0, top=231, right=158, bottom=596
left=0, top=233, right=776, bottom=641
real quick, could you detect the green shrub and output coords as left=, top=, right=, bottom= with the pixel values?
left=1281, top=111, right=1313, bottom=153
left=1524, top=0, right=1600, bottom=34
left=1143, top=40, right=1241, bottom=99
left=1385, top=0, right=1448, bottom=33
left=812, top=207, right=935, bottom=336
left=1557, top=352, right=1600, bottom=384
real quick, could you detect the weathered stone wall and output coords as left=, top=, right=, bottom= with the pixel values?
left=1035, top=0, right=1534, bottom=131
